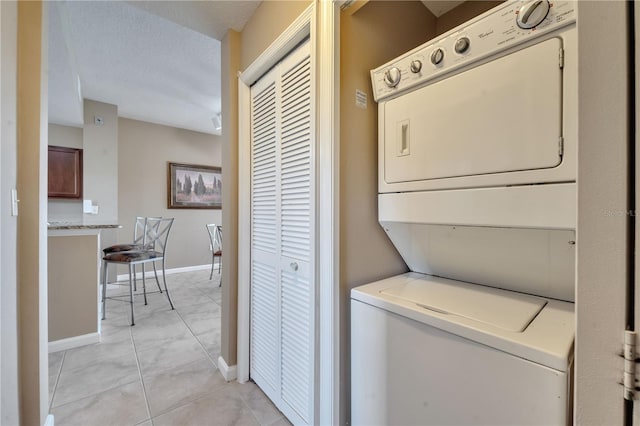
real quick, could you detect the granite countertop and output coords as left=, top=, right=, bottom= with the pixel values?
left=47, top=221, right=122, bottom=230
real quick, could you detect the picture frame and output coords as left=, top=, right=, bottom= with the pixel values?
left=167, top=162, right=222, bottom=209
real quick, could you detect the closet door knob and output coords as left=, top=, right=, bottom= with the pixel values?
left=290, top=262, right=299, bottom=271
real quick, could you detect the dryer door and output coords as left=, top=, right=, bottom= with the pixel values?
left=383, top=37, right=563, bottom=185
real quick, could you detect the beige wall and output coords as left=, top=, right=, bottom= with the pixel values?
left=118, top=118, right=221, bottom=271
left=339, top=1, right=435, bottom=422
left=17, top=1, right=49, bottom=424
left=48, top=235, right=98, bottom=341
left=575, top=2, right=627, bottom=423
left=48, top=123, right=83, bottom=221
left=220, top=29, right=240, bottom=365
left=435, top=1, right=502, bottom=35
left=239, top=0, right=311, bottom=70
left=49, top=123, right=82, bottom=149
left=1, top=1, right=20, bottom=423
left=83, top=100, right=118, bottom=222
left=83, top=100, right=119, bottom=268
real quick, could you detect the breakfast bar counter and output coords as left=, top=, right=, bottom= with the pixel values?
left=47, top=222, right=121, bottom=352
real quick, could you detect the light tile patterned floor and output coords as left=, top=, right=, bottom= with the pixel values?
left=48, top=270, right=289, bottom=426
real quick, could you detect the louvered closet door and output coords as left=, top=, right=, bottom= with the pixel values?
left=250, top=64, right=281, bottom=402
left=250, top=39, right=315, bottom=425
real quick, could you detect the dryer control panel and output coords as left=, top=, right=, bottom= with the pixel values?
left=371, top=0, right=576, bottom=102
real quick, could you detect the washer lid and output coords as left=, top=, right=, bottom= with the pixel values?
left=352, top=273, right=575, bottom=371
left=381, top=277, right=546, bottom=332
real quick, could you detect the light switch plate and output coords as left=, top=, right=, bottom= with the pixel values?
left=11, top=189, right=18, bottom=216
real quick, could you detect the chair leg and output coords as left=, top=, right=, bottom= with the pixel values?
left=209, top=253, right=214, bottom=280
left=128, top=264, right=135, bottom=326
left=152, top=262, right=163, bottom=293
left=141, top=264, right=146, bottom=292
left=142, top=263, right=147, bottom=306
left=161, top=259, right=174, bottom=310
left=133, top=264, right=137, bottom=292
left=101, top=260, right=108, bottom=320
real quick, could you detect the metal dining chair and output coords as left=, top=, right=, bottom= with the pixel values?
left=103, top=216, right=163, bottom=293
left=101, top=217, right=175, bottom=325
left=206, top=224, right=222, bottom=285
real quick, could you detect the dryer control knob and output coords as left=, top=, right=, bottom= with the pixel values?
left=516, top=0, right=550, bottom=29
left=455, top=37, right=470, bottom=54
left=410, top=60, right=422, bottom=73
left=384, top=67, right=401, bottom=88
left=431, top=48, right=444, bottom=66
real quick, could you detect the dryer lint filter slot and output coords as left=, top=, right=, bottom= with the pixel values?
left=397, top=119, right=410, bottom=156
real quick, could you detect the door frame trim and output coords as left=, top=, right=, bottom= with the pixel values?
left=237, top=2, right=340, bottom=424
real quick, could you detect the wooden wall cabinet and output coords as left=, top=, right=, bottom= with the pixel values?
left=48, top=146, right=83, bottom=199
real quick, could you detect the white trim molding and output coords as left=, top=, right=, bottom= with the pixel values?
left=48, top=332, right=99, bottom=353
left=44, top=414, right=55, bottom=426
left=236, top=77, right=251, bottom=386
left=115, top=263, right=210, bottom=282
left=240, top=5, right=313, bottom=86
left=317, top=2, right=340, bottom=424
left=217, top=355, right=237, bottom=382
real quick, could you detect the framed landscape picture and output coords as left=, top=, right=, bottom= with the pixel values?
left=167, top=162, right=222, bottom=209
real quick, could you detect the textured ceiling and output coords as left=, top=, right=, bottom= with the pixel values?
left=127, top=1, right=261, bottom=40
left=421, top=0, right=465, bottom=17
left=48, top=1, right=261, bottom=135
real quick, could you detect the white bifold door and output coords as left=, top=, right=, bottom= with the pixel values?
left=249, top=39, right=315, bottom=425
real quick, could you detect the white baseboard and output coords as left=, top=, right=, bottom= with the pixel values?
left=217, top=356, right=237, bottom=382
left=48, top=332, right=99, bottom=353
left=115, top=263, right=211, bottom=282
left=45, top=414, right=54, bottom=426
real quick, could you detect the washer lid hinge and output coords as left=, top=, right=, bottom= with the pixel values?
left=559, top=48, right=564, bottom=69
left=623, top=330, right=639, bottom=400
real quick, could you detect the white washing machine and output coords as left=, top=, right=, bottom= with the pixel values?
left=352, top=1, right=577, bottom=424
left=351, top=273, right=574, bottom=425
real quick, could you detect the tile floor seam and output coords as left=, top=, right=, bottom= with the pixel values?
left=266, top=415, right=286, bottom=426
left=148, top=384, right=239, bottom=424
left=196, top=287, right=217, bottom=304
left=49, top=350, right=67, bottom=410
left=149, top=390, right=211, bottom=422
left=173, top=305, right=220, bottom=369
left=235, top=380, right=280, bottom=426
left=241, top=395, right=265, bottom=426
left=50, top=377, right=143, bottom=411
left=131, top=321, right=154, bottom=423
left=140, top=357, right=223, bottom=419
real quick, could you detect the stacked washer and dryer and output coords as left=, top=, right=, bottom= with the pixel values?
left=351, top=1, right=577, bottom=424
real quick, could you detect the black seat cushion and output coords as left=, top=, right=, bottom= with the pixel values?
left=103, top=250, right=161, bottom=263
left=103, top=243, right=144, bottom=255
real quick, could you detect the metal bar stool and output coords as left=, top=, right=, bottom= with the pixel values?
left=103, top=216, right=163, bottom=293
left=101, top=217, right=175, bottom=325
left=206, top=223, right=222, bottom=286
